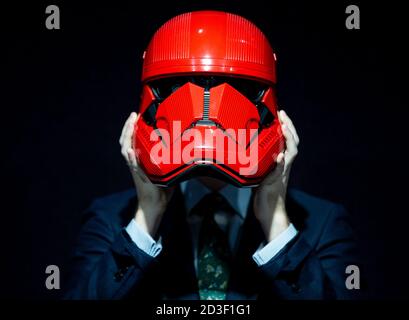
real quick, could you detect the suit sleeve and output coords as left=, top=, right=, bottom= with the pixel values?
left=63, top=202, right=157, bottom=300
left=257, top=205, right=363, bottom=300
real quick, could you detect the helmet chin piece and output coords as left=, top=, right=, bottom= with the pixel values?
left=134, top=11, right=285, bottom=187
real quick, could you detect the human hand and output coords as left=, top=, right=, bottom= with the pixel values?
left=120, top=112, right=174, bottom=236
left=253, top=110, right=300, bottom=242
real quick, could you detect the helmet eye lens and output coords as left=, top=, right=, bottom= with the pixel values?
left=149, top=76, right=267, bottom=102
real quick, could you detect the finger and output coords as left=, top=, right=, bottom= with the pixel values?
left=276, top=151, right=285, bottom=164
left=280, top=110, right=299, bottom=145
left=127, top=148, right=143, bottom=182
left=261, top=152, right=285, bottom=185
left=127, top=148, right=152, bottom=184
left=278, top=109, right=285, bottom=124
left=281, top=124, right=298, bottom=163
left=127, top=148, right=138, bottom=167
left=121, top=112, right=137, bottom=155
left=275, top=151, right=286, bottom=173
left=119, top=113, right=133, bottom=146
left=119, top=114, right=132, bottom=145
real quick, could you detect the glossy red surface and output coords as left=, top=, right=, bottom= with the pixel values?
left=142, top=11, right=277, bottom=84
left=134, top=11, right=284, bottom=186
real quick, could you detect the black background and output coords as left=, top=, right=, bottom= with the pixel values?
left=2, top=0, right=407, bottom=299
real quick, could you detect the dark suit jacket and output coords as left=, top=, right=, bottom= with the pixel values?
left=64, top=187, right=361, bottom=300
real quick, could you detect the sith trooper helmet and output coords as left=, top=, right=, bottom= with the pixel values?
left=133, top=10, right=285, bottom=187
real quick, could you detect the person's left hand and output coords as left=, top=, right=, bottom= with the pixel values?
left=253, top=110, right=300, bottom=242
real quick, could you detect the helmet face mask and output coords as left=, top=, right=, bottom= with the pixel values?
left=133, top=11, right=285, bottom=187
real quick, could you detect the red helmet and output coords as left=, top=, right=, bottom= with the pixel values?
left=133, top=10, right=285, bottom=187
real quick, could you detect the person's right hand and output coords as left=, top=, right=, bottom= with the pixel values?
left=120, top=112, right=173, bottom=237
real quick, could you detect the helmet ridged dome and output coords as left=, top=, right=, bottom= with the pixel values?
left=142, top=11, right=276, bottom=84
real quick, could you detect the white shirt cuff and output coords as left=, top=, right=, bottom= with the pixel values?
left=125, top=219, right=162, bottom=257
left=252, top=223, right=298, bottom=266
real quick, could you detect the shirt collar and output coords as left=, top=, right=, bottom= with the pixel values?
left=180, top=179, right=251, bottom=219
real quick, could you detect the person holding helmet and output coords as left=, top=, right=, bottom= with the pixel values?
left=65, top=11, right=361, bottom=300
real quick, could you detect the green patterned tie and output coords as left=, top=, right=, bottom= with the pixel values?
left=194, top=192, right=233, bottom=300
